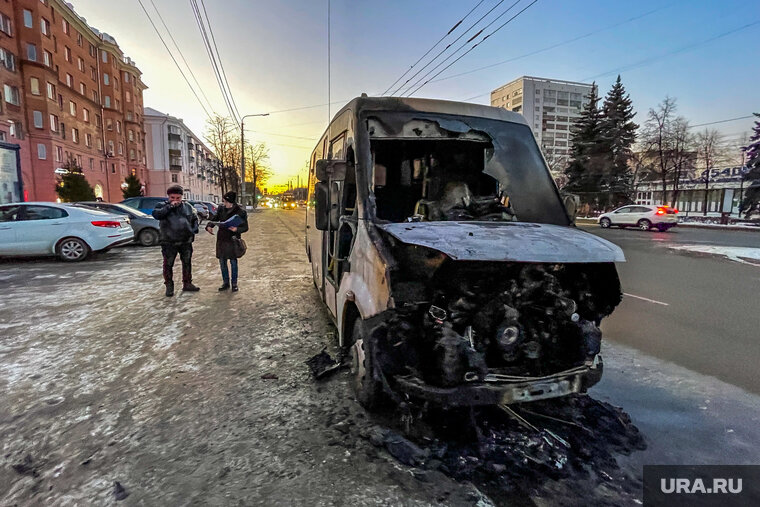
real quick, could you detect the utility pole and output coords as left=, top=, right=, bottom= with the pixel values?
left=240, top=113, right=269, bottom=207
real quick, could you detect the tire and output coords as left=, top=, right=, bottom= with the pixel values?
left=350, top=319, right=384, bottom=410
left=599, top=218, right=611, bottom=228
left=138, top=228, right=159, bottom=246
left=57, top=237, right=90, bottom=262
left=638, top=219, right=652, bottom=231
left=656, top=224, right=669, bottom=232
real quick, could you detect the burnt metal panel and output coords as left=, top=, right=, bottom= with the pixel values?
left=378, top=222, right=625, bottom=263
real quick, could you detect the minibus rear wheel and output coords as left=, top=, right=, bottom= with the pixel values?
left=350, top=319, right=383, bottom=410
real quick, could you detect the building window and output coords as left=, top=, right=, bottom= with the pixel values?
left=116, top=121, right=121, bottom=133
left=90, top=67, right=96, bottom=80
left=3, top=84, right=20, bottom=105
left=33, top=110, right=43, bottom=128
left=79, top=82, right=85, bottom=95
left=0, top=48, right=15, bottom=71
left=0, top=13, right=12, bottom=36
left=23, top=10, right=33, bottom=28
left=118, top=142, right=123, bottom=155
left=115, top=99, right=120, bottom=111
left=30, top=77, right=40, bottom=95
left=95, top=114, right=101, bottom=127
left=77, top=57, right=84, bottom=71
left=66, top=73, right=73, bottom=87
left=27, top=43, right=37, bottom=61
left=62, top=18, right=70, bottom=35
left=43, top=50, right=52, bottom=67
left=104, top=96, right=111, bottom=108
left=85, top=133, right=92, bottom=147
left=37, top=143, right=47, bottom=159
left=69, top=101, right=76, bottom=116
left=106, top=118, right=113, bottom=131
left=171, top=173, right=178, bottom=183
left=76, top=32, right=82, bottom=46
left=77, top=154, right=82, bottom=166
left=92, top=90, right=98, bottom=103
left=125, top=91, right=131, bottom=103
left=89, top=43, right=96, bottom=57
left=128, top=130, right=134, bottom=141
left=83, top=108, right=89, bottom=122
left=72, top=128, right=79, bottom=143
left=108, top=140, right=114, bottom=154
left=41, top=17, right=50, bottom=35
left=46, top=82, right=55, bottom=99
left=97, top=137, right=103, bottom=150
left=57, top=93, right=63, bottom=108
left=129, top=148, right=135, bottom=161
left=56, top=146, right=63, bottom=162
left=64, top=46, right=71, bottom=62
left=124, top=72, right=130, bottom=82
left=101, top=50, right=108, bottom=63
left=49, top=114, right=58, bottom=131
left=103, top=73, right=109, bottom=85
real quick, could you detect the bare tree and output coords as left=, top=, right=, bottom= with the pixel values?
left=245, top=142, right=273, bottom=204
left=670, top=117, right=693, bottom=208
left=695, top=128, right=724, bottom=215
left=204, top=114, right=239, bottom=194
left=641, top=97, right=679, bottom=204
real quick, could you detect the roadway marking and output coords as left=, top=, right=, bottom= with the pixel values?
left=623, top=293, right=670, bottom=306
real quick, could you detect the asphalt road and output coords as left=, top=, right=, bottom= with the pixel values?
left=579, top=223, right=760, bottom=395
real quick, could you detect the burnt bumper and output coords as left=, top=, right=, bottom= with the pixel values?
left=394, top=355, right=603, bottom=408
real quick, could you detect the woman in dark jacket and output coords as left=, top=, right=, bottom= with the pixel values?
left=205, top=191, right=249, bottom=291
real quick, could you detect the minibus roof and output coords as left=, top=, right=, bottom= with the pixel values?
left=333, top=96, right=530, bottom=126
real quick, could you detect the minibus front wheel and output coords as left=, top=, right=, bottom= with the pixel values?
left=350, top=319, right=384, bottom=410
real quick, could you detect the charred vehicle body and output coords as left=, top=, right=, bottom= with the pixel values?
left=306, top=97, right=625, bottom=409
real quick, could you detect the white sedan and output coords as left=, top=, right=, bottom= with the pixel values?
left=0, top=202, right=134, bottom=262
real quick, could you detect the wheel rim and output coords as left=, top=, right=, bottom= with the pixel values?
left=601, top=219, right=610, bottom=228
left=61, top=240, right=84, bottom=259
left=639, top=220, right=650, bottom=230
left=141, top=230, right=157, bottom=245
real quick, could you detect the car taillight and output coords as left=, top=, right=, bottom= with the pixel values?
left=91, top=220, right=121, bottom=228
left=656, top=210, right=664, bottom=215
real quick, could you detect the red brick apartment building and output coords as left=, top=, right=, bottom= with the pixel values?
left=0, top=0, right=147, bottom=202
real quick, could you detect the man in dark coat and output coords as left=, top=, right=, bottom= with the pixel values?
left=152, top=185, right=200, bottom=296
left=205, top=191, right=249, bottom=292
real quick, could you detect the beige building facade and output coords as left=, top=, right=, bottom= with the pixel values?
left=491, top=76, right=593, bottom=173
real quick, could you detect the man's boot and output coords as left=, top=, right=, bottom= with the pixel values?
left=165, top=281, right=174, bottom=297
left=183, top=282, right=200, bottom=292
left=218, top=283, right=230, bottom=291
left=231, top=284, right=239, bottom=292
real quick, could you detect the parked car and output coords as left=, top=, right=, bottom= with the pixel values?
left=74, top=202, right=160, bottom=246
left=598, top=205, right=678, bottom=231
left=121, top=196, right=167, bottom=214
left=187, top=201, right=210, bottom=220
left=201, top=201, right=218, bottom=216
left=0, top=202, right=133, bottom=262
left=307, top=96, right=625, bottom=410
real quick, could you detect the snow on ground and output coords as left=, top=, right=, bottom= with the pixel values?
left=667, top=244, right=760, bottom=265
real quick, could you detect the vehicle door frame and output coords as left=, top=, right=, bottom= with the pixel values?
left=0, top=204, right=22, bottom=255
left=15, top=204, right=70, bottom=254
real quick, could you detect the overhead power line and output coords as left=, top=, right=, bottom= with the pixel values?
left=197, top=0, right=241, bottom=121
left=190, top=0, right=240, bottom=125
left=428, top=3, right=675, bottom=86
left=689, top=116, right=755, bottom=129
left=147, top=0, right=214, bottom=114
left=381, top=0, right=488, bottom=96
left=400, top=0, right=524, bottom=97
left=389, top=0, right=510, bottom=96
left=581, top=19, right=760, bottom=82
left=408, top=0, right=539, bottom=97
left=135, top=0, right=211, bottom=120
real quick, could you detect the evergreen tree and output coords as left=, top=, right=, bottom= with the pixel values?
left=564, top=83, right=607, bottom=208
left=55, top=161, right=96, bottom=202
left=122, top=173, right=143, bottom=199
left=600, top=75, right=638, bottom=208
left=739, top=112, right=760, bottom=218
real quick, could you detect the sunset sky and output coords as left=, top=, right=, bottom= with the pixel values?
left=70, top=0, right=759, bottom=186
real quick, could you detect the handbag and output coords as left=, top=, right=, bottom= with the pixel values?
left=232, top=236, right=247, bottom=258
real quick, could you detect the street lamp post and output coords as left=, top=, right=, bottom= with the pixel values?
left=240, top=113, right=269, bottom=208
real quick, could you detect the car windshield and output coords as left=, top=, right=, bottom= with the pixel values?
left=367, top=112, right=569, bottom=226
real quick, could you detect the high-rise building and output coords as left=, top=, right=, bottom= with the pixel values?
left=144, top=107, right=222, bottom=201
left=0, top=0, right=147, bottom=202
left=491, top=76, right=594, bottom=172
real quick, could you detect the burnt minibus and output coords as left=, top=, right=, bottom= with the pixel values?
left=306, top=96, right=624, bottom=409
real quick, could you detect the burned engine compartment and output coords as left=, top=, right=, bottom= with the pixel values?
left=375, top=239, right=623, bottom=391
